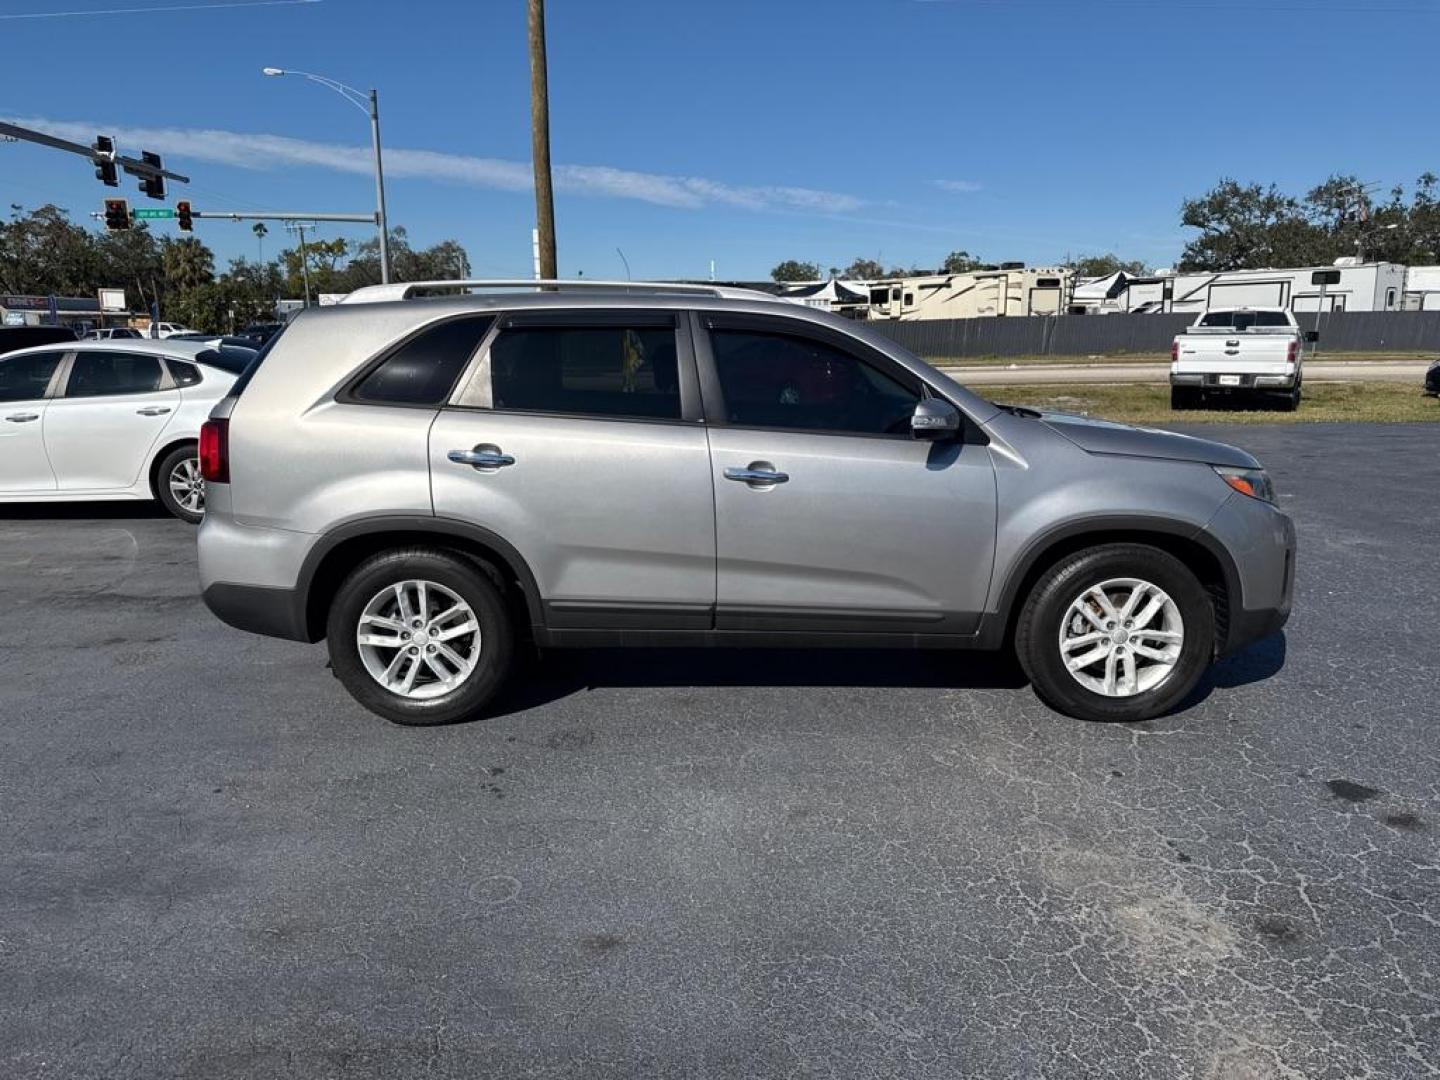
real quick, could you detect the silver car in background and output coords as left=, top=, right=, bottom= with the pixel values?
left=197, top=281, right=1294, bottom=725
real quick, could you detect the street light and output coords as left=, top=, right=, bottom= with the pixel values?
left=262, top=66, right=390, bottom=284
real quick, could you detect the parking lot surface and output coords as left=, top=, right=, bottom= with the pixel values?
left=2, top=422, right=1437, bottom=1079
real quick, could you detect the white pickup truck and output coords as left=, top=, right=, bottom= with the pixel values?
left=1170, top=308, right=1316, bottom=411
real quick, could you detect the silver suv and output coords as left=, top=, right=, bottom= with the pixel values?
left=197, top=281, right=1294, bottom=725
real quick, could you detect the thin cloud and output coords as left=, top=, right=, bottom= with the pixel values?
left=7, top=116, right=865, bottom=215
left=934, top=179, right=983, bottom=194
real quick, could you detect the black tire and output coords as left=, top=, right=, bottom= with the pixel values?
left=153, top=443, right=204, bottom=524
left=1014, top=544, right=1215, bottom=723
left=1170, top=387, right=1198, bottom=411
left=325, top=547, right=514, bottom=726
left=1280, top=385, right=1302, bottom=412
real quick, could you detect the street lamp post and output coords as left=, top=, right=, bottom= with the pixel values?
left=262, top=67, right=390, bottom=284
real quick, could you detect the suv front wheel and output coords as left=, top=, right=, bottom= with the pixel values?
left=326, top=548, right=514, bottom=725
left=1014, top=544, right=1215, bottom=722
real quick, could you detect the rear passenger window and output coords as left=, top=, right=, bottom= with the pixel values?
left=353, top=316, right=494, bottom=405
left=66, top=353, right=165, bottom=397
left=490, top=325, right=681, bottom=420
left=168, top=360, right=202, bottom=386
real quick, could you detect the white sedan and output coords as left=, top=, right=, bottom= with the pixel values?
left=0, top=339, right=251, bottom=522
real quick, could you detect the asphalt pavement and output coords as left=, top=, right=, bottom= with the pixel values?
left=941, top=358, right=1429, bottom=385
left=2, top=423, right=1437, bottom=1079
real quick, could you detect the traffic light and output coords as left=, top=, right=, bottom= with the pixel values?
left=93, top=135, right=118, bottom=187
left=104, top=198, right=131, bottom=231
left=176, top=200, right=193, bottom=232
left=137, top=151, right=166, bottom=200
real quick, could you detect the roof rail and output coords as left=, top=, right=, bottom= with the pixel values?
left=337, top=278, right=776, bottom=305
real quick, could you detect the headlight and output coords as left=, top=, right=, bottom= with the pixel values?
left=1214, top=465, right=1276, bottom=505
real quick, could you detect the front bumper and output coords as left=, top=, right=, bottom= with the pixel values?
left=1204, top=493, right=1297, bottom=655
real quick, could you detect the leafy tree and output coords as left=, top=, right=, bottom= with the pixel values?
left=217, top=257, right=285, bottom=328
left=941, top=250, right=985, bottom=274
left=160, top=237, right=215, bottom=293
left=279, top=236, right=349, bottom=297
left=1407, top=173, right=1440, bottom=263
left=1068, top=253, right=1151, bottom=278
left=0, top=204, right=102, bottom=297
left=770, top=259, right=820, bottom=283
left=1179, top=179, right=1328, bottom=270
left=0, top=204, right=469, bottom=330
left=96, top=223, right=164, bottom=310
left=842, top=257, right=886, bottom=280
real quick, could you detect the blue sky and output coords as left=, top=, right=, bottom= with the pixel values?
left=3, top=0, right=1436, bottom=280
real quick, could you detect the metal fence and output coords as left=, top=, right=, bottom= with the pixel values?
left=867, top=311, right=1440, bottom=359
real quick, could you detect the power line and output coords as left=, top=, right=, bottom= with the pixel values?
left=0, top=0, right=320, bottom=19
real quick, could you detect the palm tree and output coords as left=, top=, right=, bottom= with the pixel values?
left=253, top=221, right=268, bottom=263
left=161, top=237, right=214, bottom=292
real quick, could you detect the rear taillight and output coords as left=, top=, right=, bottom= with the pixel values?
left=199, top=418, right=229, bottom=483
left=1286, top=340, right=1298, bottom=364
left=1171, top=341, right=1179, bottom=363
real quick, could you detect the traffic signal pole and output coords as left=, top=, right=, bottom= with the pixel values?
left=0, top=120, right=188, bottom=191
left=190, top=211, right=377, bottom=224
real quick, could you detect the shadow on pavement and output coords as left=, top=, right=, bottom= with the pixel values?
left=488, top=646, right=1030, bottom=718
left=0, top=502, right=170, bottom=521
left=1173, top=631, right=1288, bottom=714
left=491, top=636, right=1289, bottom=721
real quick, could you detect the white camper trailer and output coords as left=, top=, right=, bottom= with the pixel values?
left=1402, top=266, right=1440, bottom=311
left=865, top=266, right=1073, bottom=320
left=1122, top=262, right=1406, bottom=315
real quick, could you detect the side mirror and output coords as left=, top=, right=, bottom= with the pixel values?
left=911, top=398, right=961, bottom=441
left=1304, top=330, right=1319, bottom=343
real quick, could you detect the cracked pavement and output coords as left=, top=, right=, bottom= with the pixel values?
left=1, top=422, right=1436, bottom=1078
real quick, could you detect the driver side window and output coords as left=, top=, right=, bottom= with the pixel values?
left=708, top=329, right=920, bottom=436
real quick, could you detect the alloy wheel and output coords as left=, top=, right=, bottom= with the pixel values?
left=168, top=456, right=205, bottom=515
left=1057, top=577, right=1185, bottom=697
left=355, top=579, right=482, bottom=700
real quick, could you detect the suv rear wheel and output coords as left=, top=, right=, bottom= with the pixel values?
left=326, top=548, right=514, bottom=725
left=1014, top=544, right=1214, bottom=722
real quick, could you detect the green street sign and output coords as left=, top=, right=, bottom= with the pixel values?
left=132, top=208, right=175, bottom=220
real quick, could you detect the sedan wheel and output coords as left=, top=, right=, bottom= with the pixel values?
left=154, top=444, right=205, bottom=524
left=168, top=456, right=205, bottom=515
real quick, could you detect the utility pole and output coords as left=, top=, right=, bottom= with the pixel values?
left=286, top=221, right=314, bottom=307
left=528, top=0, right=558, bottom=279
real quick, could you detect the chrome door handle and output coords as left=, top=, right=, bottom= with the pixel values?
left=448, top=447, right=515, bottom=470
left=724, top=464, right=788, bottom=485
left=5, top=413, right=40, bottom=423
left=136, top=406, right=172, bottom=416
